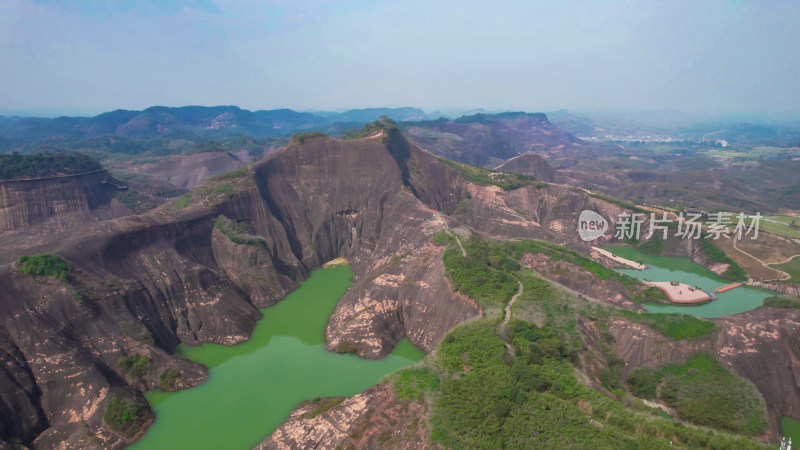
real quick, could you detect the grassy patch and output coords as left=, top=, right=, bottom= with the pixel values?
left=208, top=167, right=249, bottom=182
left=763, top=295, right=800, bottom=308
left=510, top=239, right=639, bottom=288
left=432, top=230, right=454, bottom=246
left=103, top=398, right=149, bottom=437
left=291, top=131, right=327, bottom=143
left=626, top=354, right=767, bottom=436
left=337, top=342, right=357, bottom=354
left=442, top=238, right=521, bottom=307
left=698, top=237, right=748, bottom=281
left=771, top=256, right=800, bottom=283
left=117, top=354, right=151, bottom=378
left=617, top=310, right=716, bottom=341
left=589, top=192, right=648, bottom=214
left=173, top=194, right=191, bottom=210
left=17, top=254, right=71, bottom=280
left=159, top=368, right=180, bottom=391
left=637, top=237, right=664, bottom=255
left=392, top=367, right=439, bottom=401
left=300, top=397, right=345, bottom=419
left=120, top=321, right=155, bottom=346
left=632, top=286, right=671, bottom=304
left=213, top=215, right=265, bottom=246
left=429, top=320, right=765, bottom=449
left=438, top=158, right=544, bottom=191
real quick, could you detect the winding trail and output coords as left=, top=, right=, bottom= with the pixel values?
left=731, top=237, right=792, bottom=281
left=500, top=281, right=523, bottom=357
left=445, top=226, right=467, bottom=257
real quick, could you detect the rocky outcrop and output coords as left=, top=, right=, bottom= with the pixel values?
left=494, top=153, right=557, bottom=181
left=521, top=253, right=640, bottom=310
left=585, top=307, right=800, bottom=441
left=404, top=112, right=583, bottom=168
left=0, top=170, right=129, bottom=233
left=0, top=130, right=482, bottom=447
left=258, top=384, right=434, bottom=450
left=751, top=282, right=800, bottom=296
left=113, top=151, right=252, bottom=190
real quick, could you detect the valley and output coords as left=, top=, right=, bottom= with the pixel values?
left=0, top=113, right=798, bottom=449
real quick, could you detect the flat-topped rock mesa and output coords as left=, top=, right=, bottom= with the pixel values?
left=0, top=169, right=132, bottom=232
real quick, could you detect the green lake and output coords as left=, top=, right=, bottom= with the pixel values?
left=606, top=246, right=772, bottom=318
left=131, top=265, right=424, bottom=449
left=781, top=416, right=800, bottom=444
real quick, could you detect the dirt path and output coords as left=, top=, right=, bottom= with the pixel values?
left=732, top=238, right=792, bottom=281
left=500, top=281, right=523, bottom=357
left=446, top=229, right=467, bottom=257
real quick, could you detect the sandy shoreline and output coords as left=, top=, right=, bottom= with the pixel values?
left=644, top=281, right=712, bottom=303
left=592, top=247, right=647, bottom=270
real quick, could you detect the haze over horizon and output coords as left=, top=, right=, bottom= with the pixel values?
left=2, top=0, right=799, bottom=118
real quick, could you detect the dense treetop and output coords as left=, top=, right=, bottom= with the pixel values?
left=0, top=152, right=102, bottom=180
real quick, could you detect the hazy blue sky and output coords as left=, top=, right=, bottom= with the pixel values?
left=1, top=0, right=798, bottom=116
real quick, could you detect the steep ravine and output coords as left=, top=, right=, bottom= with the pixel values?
left=0, top=130, right=481, bottom=448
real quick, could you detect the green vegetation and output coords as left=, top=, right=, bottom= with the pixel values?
left=103, top=398, right=149, bottom=437
left=432, top=230, right=454, bottom=246
left=626, top=354, right=767, bottom=436
left=342, top=115, right=397, bottom=139
left=698, top=237, right=748, bottom=281
left=73, top=290, right=85, bottom=305
left=337, top=342, right=358, bottom=354
left=510, top=239, right=639, bottom=288
left=17, top=254, right=71, bottom=280
left=438, top=158, right=543, bottom=190
left=427, top=320, right=765, bottom=449
left=120, top=321, right=155, bottom=346
left=114, top=190, right=156, bottom=214
left=207, top=167, right=248, bottom=181
left=638, top=237, right=664, bottom=255
left=173, top=183, right=239, bottom=210
left=392, top=367, right=439, bottom=401
left=213, top=215, right=265, bottom=246
left=291, top=131, right=327, bottom=143
left=117, top=354, right=151, bottom=377
left=763, top=295, right=800, bottom=309
left=771, top=256, right=800, bottom=284
left=173, top=194, right=192, bottom=210
left=299, top=397, right=345, bottom=419
left=159, top=368, right=180, bottom=391
left=632, top=286, right=671, bottom=304
left=617, top=310, right=716, bottom=341
left=442, top=238, right=521, bottom=307
left=589, top=192, right=648, bottom=214
left=0, top=152, right=102, bottom=179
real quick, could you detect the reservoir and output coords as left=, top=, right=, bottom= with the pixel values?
left=606, top=246, right=772, bottom=318
left=132, top=265, right=424, bottom=449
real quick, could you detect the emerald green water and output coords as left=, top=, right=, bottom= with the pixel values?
left=607, top=246, right=772, bottom=318
left=131, top=265, right=424, bottom=449
left=781, top=416, right=800, bottom=443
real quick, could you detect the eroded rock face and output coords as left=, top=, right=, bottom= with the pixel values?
left=494, top=153, right=557, bottom=181
left=113, top=151, right=252, bottom=190
left=257, top=384, right=434, bottom=450
left=521, top=252, right=640, bottom=310
left=586, top=308, right=800, bottom=441
left=0, top=170, right=129, bottom=233
left=0, top=130, right=480, bottom=447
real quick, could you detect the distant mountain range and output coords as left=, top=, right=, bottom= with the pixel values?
left=0, top=106, right=435, bottom=146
